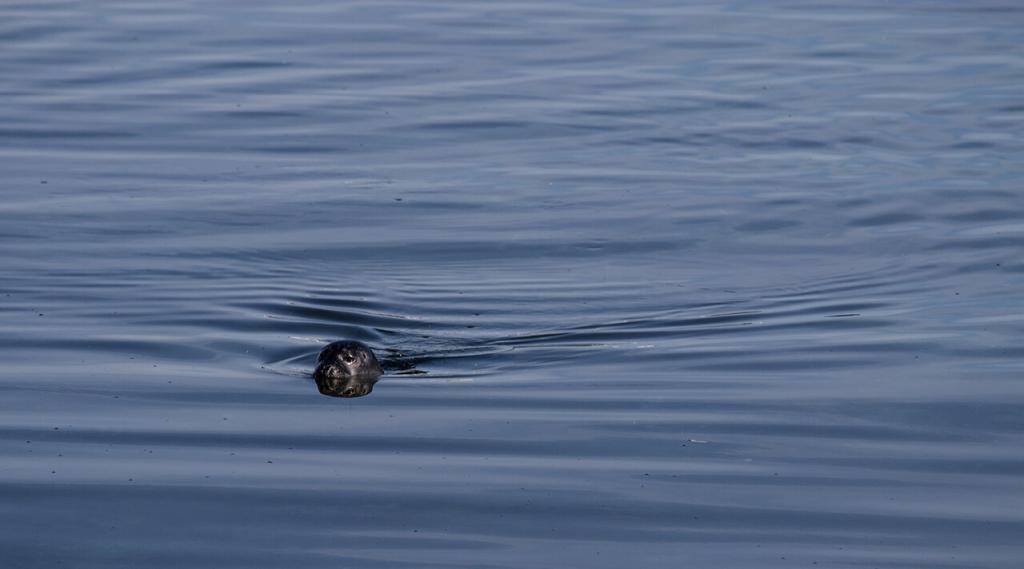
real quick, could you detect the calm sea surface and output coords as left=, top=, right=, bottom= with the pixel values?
left=2, top=1, right=1023, bottom=567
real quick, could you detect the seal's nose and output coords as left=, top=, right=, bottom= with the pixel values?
left=313, top=362, right=338, bottom=379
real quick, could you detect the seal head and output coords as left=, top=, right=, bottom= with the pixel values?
left=313, top=340, right=383, bottom=398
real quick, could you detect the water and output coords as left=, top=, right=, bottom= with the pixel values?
left=2, top=1, right=1023, bottom=567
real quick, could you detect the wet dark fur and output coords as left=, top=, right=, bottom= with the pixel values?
left=313, top=341, right=383, bottom=398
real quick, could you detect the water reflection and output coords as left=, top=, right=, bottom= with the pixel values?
left=313, top=372, right=379, bottom=398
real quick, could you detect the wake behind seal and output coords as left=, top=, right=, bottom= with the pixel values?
left=313, top=340, right=383, bottom=398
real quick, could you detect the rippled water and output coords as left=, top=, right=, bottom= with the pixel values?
left=2, top=1, right=1023, bottom=567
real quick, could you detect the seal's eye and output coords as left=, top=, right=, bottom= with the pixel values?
left=341, top=353, right=355, bottom=364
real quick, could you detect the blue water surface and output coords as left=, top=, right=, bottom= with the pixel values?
left=1, top=1, right=1023, bottom=567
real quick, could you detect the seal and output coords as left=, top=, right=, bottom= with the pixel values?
left=313, top=340, right=383, bottom=398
